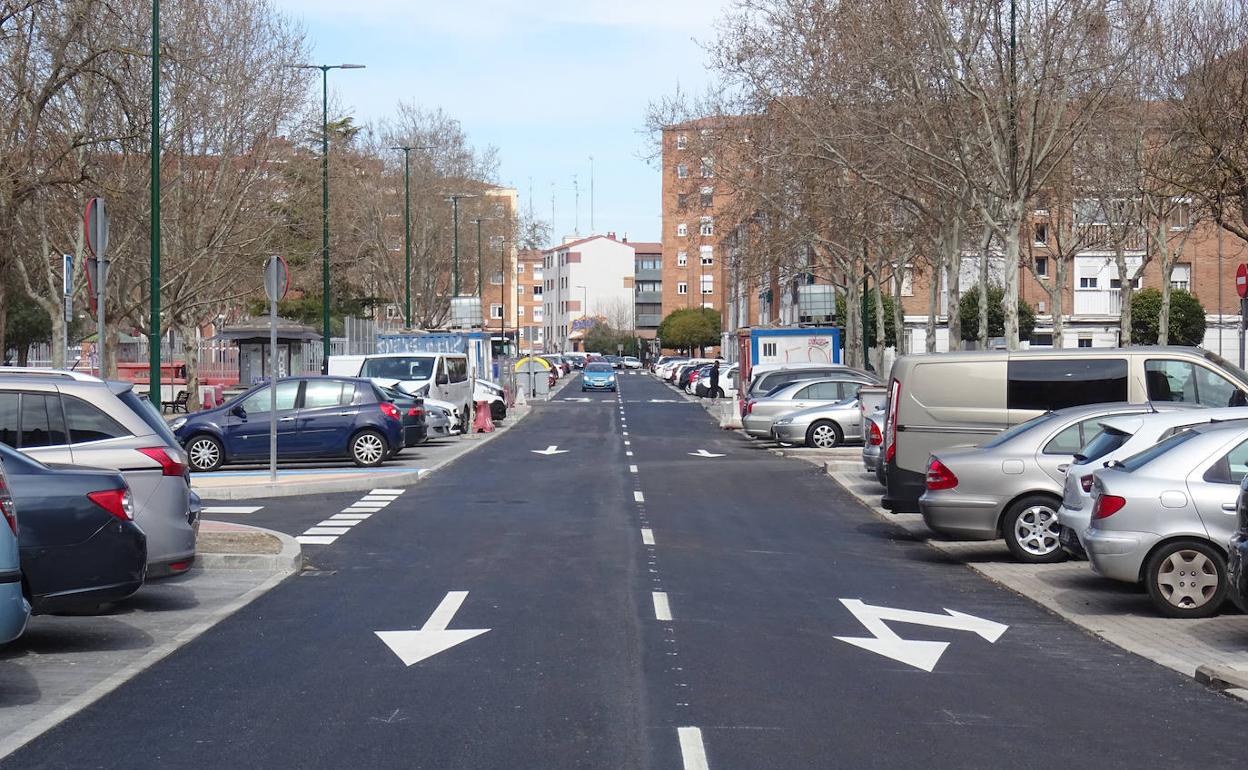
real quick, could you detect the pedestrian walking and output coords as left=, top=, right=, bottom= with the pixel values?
left=710, top=360, right=721, bottom=400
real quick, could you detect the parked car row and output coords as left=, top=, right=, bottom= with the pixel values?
left=867, top=345, right=1248, bottom=619
left=0, top=368, right=206, bottom=648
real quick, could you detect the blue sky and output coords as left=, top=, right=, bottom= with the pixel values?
left=272, top=0, right=731, bottom=245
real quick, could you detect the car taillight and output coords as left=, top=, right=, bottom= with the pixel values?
left=1092, top=494, right=1126, bottom=520
left=138, top=446, right=187, bottom=477
left=925, top=458, right=958, bottom=491
left=407, top=407, right=424, bottom=418
left=1080, top=474, right=1094, bottom=493
left=746, top=400, right=755, bottom=414
left=0, top=477, right=15, bottom=536
left=884, top=378, right=900, bottom=463
left=88, top=488, right=134, bottom=521
left=380, top=402, right=400, bottom=420
left=868, top=421, right=882, bottom=446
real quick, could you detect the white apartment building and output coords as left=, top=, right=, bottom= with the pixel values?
left=542, top=233, right=637, bottom=352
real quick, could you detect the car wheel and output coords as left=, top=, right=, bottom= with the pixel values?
left=805, top=420, right=843, bottom=449
left=1001, top=495, right=1066, bottom=564
left=186, top=435, right=224, bottom=472
left=1145, top=540, right=1228, bottom=618
left=350, top=430, right=388, bottom=467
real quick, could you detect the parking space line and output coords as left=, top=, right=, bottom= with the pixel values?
left=296, top=535, right=337, bottom=545
left=678, top=727, right=710, bottom=770
left=642, top=528, right=655, bottom=545
left=201, top=505, right=263, bottom=515
left=634, top=491, right=645, bottom=503
left=304, top=527, right=352, bottom=536
left=652, top=591, right=672, bottom=621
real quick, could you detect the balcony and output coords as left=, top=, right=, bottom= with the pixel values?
left=635, top=267, right=663, bottom=282
left=636, top=314, right=663, bottom=328
left=635, top=290, right=662, bottom=304
left=1073, top=289, right=1122, bottom=317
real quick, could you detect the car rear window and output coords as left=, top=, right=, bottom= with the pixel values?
left=66, top=394, right=131, bottom=443
left=981, top=412, right=1060, bottom=449
left=1118, top=429, right=1200, bottom=472
left=118, top=390, right=179, bottom=446
left=1074, top=427, right=1131, bottom=464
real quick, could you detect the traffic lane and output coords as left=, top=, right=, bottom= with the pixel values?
left=621, top=387, right=1245, bottom=766
left=4, top=397, right=660, bottom=770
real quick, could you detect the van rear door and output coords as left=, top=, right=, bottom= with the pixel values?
left=897, top=358, right=1006, bottom=472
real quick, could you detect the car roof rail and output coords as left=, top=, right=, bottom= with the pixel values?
left=0, top=367, right=105, bottom=383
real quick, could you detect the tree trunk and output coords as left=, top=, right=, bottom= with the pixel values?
left=978, top=224, right=992, bottom=349
left=1156, top=220, right=1174, bottom=346
left=844, top=273, right=862, bottom=369
left=1051, top=258, right=1066, bottom=348
left=1114, top=245, right=1132, bottom=345
left=0, top=280, right=8, bottom=364
left=175, top=320, right=202, bottom=411
left=873, top=285, right=886, bottom=374
left=1002, top=201, right=1023, bottom=350
left=925, top=254, right=940, bottom=353
left=104, top=316, right=121, bottom=379
left=945, top=217, right=963, bottom=351
left=891, top=265, right=906, bottom=359
left=50, top=313, right=66, bottom=368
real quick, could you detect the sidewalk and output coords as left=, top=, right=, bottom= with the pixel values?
left=191, top=403, right=532, bottom=500
left=822, top=462, right=1248, bottom=700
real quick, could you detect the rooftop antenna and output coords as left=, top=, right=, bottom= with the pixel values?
left=573, top=174, right=580, bottom=235
left=589, top=155, right=595, bottom=233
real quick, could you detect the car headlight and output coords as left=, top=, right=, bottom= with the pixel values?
left=170, top=417, right=187, bottom=431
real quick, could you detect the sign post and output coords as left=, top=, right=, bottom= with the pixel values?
left=1237, top=263, right=1248, bottom=369
left=62, top=254, right=73, bottom=359
left=263, top=256, right=289, bottom=483
left=84, top=198, right=109, bottom=376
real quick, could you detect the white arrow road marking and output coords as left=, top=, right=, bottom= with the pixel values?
left=688, top=449, right=726, bottom=458
left=375, top=591, right=490, bottom=667
left=531, top=445, right=569, bottom=455
left=834, top=599, right=1009, bottom=672
left=678, top=727, right=710, bottom=770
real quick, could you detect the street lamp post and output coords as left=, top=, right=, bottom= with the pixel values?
left=295, top=62, right=365, bottom=371
left=446, top=194, right=478, bottom=296
left=470, top=217, right=485, bottom=298
left=390, top=145, right=429, bottom=328
left=499, top=238, right=507, bottom=354
left=576, top=284, right=588, bottom=353
left=149, top=0, right=161, bottom=405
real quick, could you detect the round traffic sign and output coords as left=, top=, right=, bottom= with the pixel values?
left=263, top=256, right=289, bottom=303
left=1237, top=263, right=1248, bottom=299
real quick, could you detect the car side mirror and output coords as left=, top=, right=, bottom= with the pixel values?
left=231, top=404, right=246, bottom=418
left=437, top=374, right=449, bottom=385
left=1232, top=390, right=1248, bottom=407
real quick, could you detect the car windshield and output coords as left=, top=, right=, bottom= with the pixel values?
left=586, top=363, right=613, bottom=373
left=1118, top=429, right=1201, bottom=472
left=981, top=412, right=1060, bottom=449
left=360, top=356, right=436, bottom=381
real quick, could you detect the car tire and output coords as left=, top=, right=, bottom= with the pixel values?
left=350, top=430, right=388, bottom=467
left=1001, top=495, right=1066, bottom=564
left=1145, top=540, right=1228, bottom=618
left=186, top=434, right=224, bottom=472
left=805, top=420, right=843, bottom=449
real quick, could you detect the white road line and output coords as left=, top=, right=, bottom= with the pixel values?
left=629, top=465, right=638, bottom=473
left=641, top=528, right=655, bottom=545
left=318, top=519, right=361, bottom=527
left=201, top=505, right=262, bottom=515
left=678, top=727, right=709, bottom=770
left=347, top=503, right=388, bottom=510
left=626, top=451, right=634, bottom=457
left=341, top=507, right=380, bottom=513
left=652, top=592, right=672, bottom=621
left=624, top=440, right=630, bottom=445
left=634, top=490, right=645, bottom=503
left=331, top=513, right=372, bottom=520
left=622, top=431, right=629, bottom=436
left=358, top=496, right=394, bottom=502
left=371, top=488, right=405, bottom=494
left=296, top=535, right=337, bottom=545
left=304, top=527, right=352, bottom=536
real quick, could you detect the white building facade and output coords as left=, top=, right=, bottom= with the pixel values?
left=542, top=234, right=637, bottom=352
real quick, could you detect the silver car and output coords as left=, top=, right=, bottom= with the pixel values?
left=743, top=377, right=875, bottom=441
left=919, top=403, right=1154, bottom=563
left=0, top=369, right=196, bottom=576
left=1057, top=406, right=1244, bottom=558
left=1085, top=421, right=1248, bottom=617
left=771, top=399, right=865, bottom=448
left=862, top=410, right=885, bottom=483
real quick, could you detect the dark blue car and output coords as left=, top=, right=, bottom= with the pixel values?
left=171, top=376, right=405, bottom=472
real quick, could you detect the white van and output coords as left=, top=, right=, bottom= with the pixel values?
left=329, top=353, right=473, bottom=431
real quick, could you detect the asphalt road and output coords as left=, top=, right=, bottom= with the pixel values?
left=5, top=371, right=1246, bottom=769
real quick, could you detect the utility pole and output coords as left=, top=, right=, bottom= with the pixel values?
left=390, top=145, right=429, bottom=328
left=447, top=194, right=478, bottom=296
left=148, top=0, right=161, bottom=406
left=471, top=217, right=485, bottom=299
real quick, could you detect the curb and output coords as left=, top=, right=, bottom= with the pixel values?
left=194, top=522, right=302, bottom=574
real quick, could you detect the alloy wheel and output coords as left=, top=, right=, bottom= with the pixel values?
left=1013, top=505, right=1060, bottom=556
left=188, top=438, right=220, bottom=470
left=810, top=424, right=838, bottom=448
left=1156, top=550, right=1220, bottom=609
left=353, top=433, right=385, bottom=465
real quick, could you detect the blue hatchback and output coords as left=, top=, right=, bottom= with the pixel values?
left=582, top=363, right=617, bottom=392
left=172, top=376, right=405, bottom=471
left=0, top=459, right=28, bottom=645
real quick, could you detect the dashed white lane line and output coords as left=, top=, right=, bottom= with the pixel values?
left=626, top=451, right=634, bottom=457
left=201, top=505, right=263, bottom=515
left=634, top=490, right=645, bottom=503
left=678, top=727, right=710, bottom=770
left=641, top=528, right=655, bottom=545
left=305, top=526, right=352, bottom=536
left=624, top=440, right=631, bottom=446
left=318, top=519, right=361, bottom=527
left=623, top=431, right=629, bottom=436
left=652, top=591, right=673, bottom=621
left=630, top=465, right=639, bottom=473
left=331, top=513, right=372, bottom=520
left=296, top=535, right=337, bottom=545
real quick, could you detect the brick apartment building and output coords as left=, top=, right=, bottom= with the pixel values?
left=514, top=248, right=546, bottom=353
left=632, top=241, right=663, bottom=343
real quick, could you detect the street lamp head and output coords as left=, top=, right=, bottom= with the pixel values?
left=446, top=194, right=479, bottom=202
left=338, top=64, right=366, bottom=69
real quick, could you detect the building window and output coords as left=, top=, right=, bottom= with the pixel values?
left=490, top=272, right=503, bottom=285
left=533, top=307, right=543, bottom=321
left=516, top=285, right=524, bottom=295
left=636, top=281, right=661, bottom=293
left=677, top=250, right=688, bottom=266
left=517, top=306, right=525, bottom=317
left=701, top=275, right=714, bottom=294
left=677, top=223, right=688, bottom=237
left=677, top=282, right=688, bottom=295
left=1077, top=337, right=1093, bottom=348
left=700, top=158, right=713, bottom=178
left=700, top=187, right=713, bottom=207
left=898, top=269, right=914, bottom=296
left=637, top=257, right=661, bottom=270
left=533, top=269, right=543, bottom=281
left=677, top=193, right=688, bottom=210
left=763, top=342, right=777, bottom=357
left=1079, top=276, right=1098, bottom=289
left=1171, top=263, right=1191, bottom=291
left=489, top=304, right=503, bottom=320
left=676, top=164, right=688, bottom=179
left=1109, top=277, right=1140, bottom=289
left=516, top=263, right=524, bottom=274
left=1034, top=257, right=1048, bottom=277
left=1171, top=199, right=1191, bottom=230
left=533, top=285, right=542, bottom=297
left=700, top=245, right=714, bottom=265
left=1034, top=222, right=1048, bottom=245
left=699, top=217, right=713, bottom=236
left=676, top=134, right=687, bottom=150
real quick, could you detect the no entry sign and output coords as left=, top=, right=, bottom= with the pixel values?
left=1237, top=263, right=1248, bottom=299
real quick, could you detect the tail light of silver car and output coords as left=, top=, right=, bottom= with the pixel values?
left=88, top=488, right=134, bottom=521
left=0, top=469, right=16, bottom=535
left=1092, top=494, right=1126, bottom=520
left=868, top=421, right=882, bottom=446
left=138, top=446, right=188, bottom=477
left=925, top=458, right=958, bottom=491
